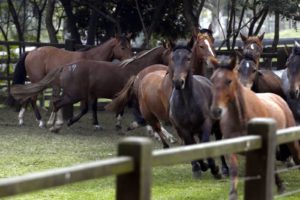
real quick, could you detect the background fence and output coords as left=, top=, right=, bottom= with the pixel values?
left=0, top=118, right=299, bottom=200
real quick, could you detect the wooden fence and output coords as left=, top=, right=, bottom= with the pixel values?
left=0, top=118, right=299, bottom=200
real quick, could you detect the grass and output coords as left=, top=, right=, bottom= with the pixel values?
left=0, top=107, right=299, bottom=199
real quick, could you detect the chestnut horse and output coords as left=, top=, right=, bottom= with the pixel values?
left=281, top=41, right=300, bottom=123
left=210, top=57, right=300, bottom=199
left=13, top=34, right=133, bottom=128
left=11, top=45, right=171, bottom=132
left=106, top=30, right=216, bottom=140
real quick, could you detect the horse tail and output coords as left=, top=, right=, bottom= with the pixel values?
left=10, top=67, right=63, bottom=103
left=12, top=52, right=29, bottom=84
left=105, top=76, right=136, bottom=113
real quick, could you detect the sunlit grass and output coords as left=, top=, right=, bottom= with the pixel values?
left=0, top=107, right=298, bottom=200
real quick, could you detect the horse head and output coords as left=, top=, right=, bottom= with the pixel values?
left=169, top=43, right=193, bottom=90
left=237, top=51, right=260, bottom=88
left=112, top=33, right=133, bottom=60
left=240, top=32, right=264, bottom=62
left=210, top=56, right=238, bottom=119
left=286, top=41, right=300, bottom=99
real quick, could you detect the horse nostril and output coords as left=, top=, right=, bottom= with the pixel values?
left=211, top=107, right=222, bottom=119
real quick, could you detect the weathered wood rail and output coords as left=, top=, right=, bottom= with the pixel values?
left=0, top=118, right=299, bottom=200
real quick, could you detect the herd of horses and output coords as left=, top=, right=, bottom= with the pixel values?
left=9, top=27, right=300, bottom=199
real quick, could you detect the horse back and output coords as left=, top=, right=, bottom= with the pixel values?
left=257, top=93, right=295, bottom=128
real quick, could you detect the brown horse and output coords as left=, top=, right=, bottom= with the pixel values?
left=210, top=56, right=300, bottom=199
left=13, top=34, right=133, bottom=128
left=106, top=29, right=216, bottom=136
left=11, top=45, right=172, bottom=132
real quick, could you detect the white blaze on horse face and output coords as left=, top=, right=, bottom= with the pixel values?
left=204, top=39, right=215, bottom=57
left=69, top=64, right=77, bottom=72
left=246, top=62, right=250, bottom=69
left=250, top=44, right=255, bottom=50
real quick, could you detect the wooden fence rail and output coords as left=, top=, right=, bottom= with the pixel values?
left=0, top=118, right=299, bottom=199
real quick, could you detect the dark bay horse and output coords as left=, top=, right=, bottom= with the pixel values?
left=281, top=41, right=300, bottom=123
left=210, top=56, right=300, bottom=199
left=168, top=45, right=222, bottom=179
left=11, top=45, right=171, bottom=132
left=13, top=34, right=133, bottom=128
left=106, top=30, right=216, bottom=139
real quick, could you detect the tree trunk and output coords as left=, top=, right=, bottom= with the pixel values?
left=183, top=0, right=205, bottom=31
left=254, top=9, right=269, bottom=35
left=60, top=0, right=82, bottom=44
left=272, top=11, right=280, bottom=51
left=46, top=0, right=58, bottom=43
left=7, top=0, right=24, bottom=42
left=86, top=9, right=99, bottom=45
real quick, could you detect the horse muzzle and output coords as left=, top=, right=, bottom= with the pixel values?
left=289, top=89, right=300, bottom=99
left=210, top=107, right=222, bottom=119
left=173, top=78, right=186, bottom=90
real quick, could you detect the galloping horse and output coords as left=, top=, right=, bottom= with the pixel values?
left=106, top=29, right=216, bottom=142
left=281, top=41, right=300, bottom=123
left=210, top=56, right=300, bottom=199
left=11, top=45, right=171, bottom=132
left=13, top=34, right=133, bottom=128
left=168, top=45, right=222, bottom=179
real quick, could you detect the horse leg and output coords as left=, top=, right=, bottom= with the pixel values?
left=18, top=103, right=27, bottom=126
left=150, top=122, right=170, bottom=148
left=47, top=86, right=61, bottom=127
left=177, top=128, right=202, bottom=178
left=67, top=100, right=88, bottom=126
left=161, top=125, right=177, bottom=144
left=115, top=109, right=124, bottom=130
left=213, top=121, right=229, bottom=176
left=92, top=98, right=102, bottom=130
left=275, top=169, right=285, bottom=194
left=229, top=153, right=239, bottom=200
left=199, top=119, right=221, bottom=179
left=30, top=97, right=45, bottom=128
left=128, top=98, right=146, bottom=131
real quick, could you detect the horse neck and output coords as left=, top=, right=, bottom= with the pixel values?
left=83, top=39, right=115, bottom=61
left=228, top=82, right=248, bottom=131
left=120, top=47, right=164, bottom=76
left=191, top=52, right=205, bottom=76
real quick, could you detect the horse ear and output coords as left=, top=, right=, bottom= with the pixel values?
left=295, top=41, right=300, bottom=47
left=208, top=23, right=213, bottom=31
left=165, top=39, right=175, bottom=50
left=192, top=26, right=199, bottom=40
left=115, top=33, right=120, bottom=41
left=235, top=50, right=243, bottom=62
left=229, top=56, right=237, bottom=70
left=240, top=32, right=247, bottom=43
left=258, top=32, right=265, bottom=41
left=187, top=36, right=194, bottom=50
left=126, top=32, right=133, bottom=40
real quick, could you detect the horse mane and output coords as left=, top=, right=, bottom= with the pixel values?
left=293, top=46, right=300, bottom=55
left=119, top=46, right=162, bottom=67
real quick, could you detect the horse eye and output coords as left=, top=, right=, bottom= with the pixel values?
left=226, top=79, right=232, bottom=85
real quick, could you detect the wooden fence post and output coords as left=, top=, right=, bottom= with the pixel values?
left=244, top=118, right=276, bottom=200
left=116, top=137, right=152, bottom=200
left=62, top=39, right=75, bottom=120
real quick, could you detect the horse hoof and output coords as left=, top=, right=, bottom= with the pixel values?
left=94, top=125, right=103, bottom=131
left=169, top=137, right=178, bottom=144
left=277, top=184, right=285, bottom=194
left=49, top=126, right=60, bottom=133
left=192, top=170, right=202, bottom=179
left=229, top=192, right=238, bottom=200
left=115, top=124, right=122, bottom=130
left=211, top=166, right=222, bottom=179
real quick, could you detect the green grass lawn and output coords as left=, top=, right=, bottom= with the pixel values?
left=0, top=107, right=299, bottom=200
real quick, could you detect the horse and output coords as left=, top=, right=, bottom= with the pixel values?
left=168, top=44, right=222, bottom=179
left=109, top=27, right=217, bottom=132
left=11, top=45, right=172, bottom=132
left=210, top=56, right=300, bottom=199
left=106, top=29, right=216, bottom=139
left=281, top=41, right=300, bottom=123
left=239, top=32, right=264, bottom=60
left=12, top=34, right=133, bottom=128
left=237, top=51, right=286, bottom=98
